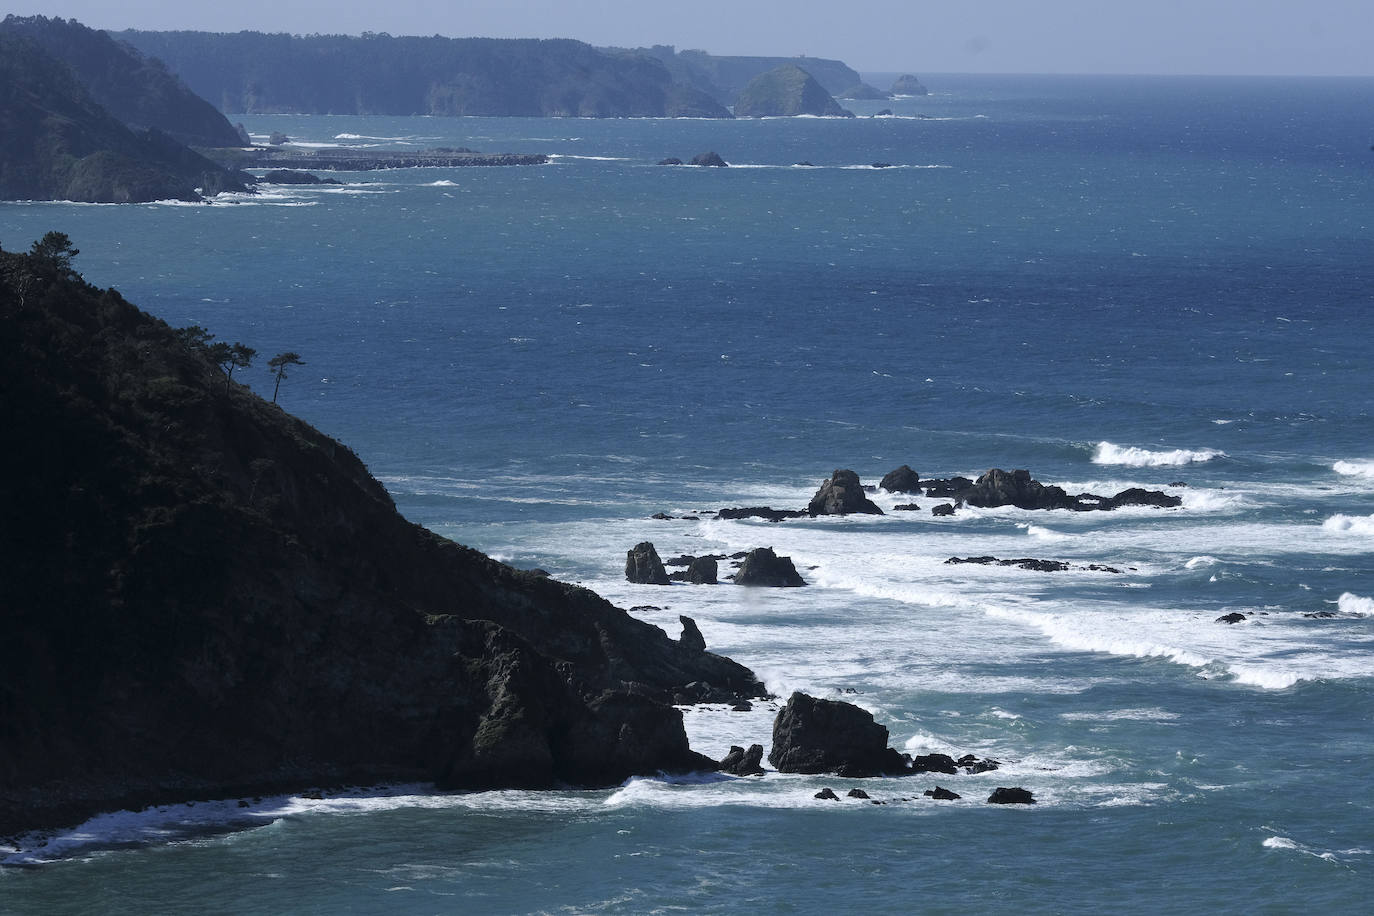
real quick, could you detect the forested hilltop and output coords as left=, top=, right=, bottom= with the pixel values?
left=115, top=30, right=732, bottom=118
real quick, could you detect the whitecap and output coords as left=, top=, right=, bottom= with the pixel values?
left=1337, top=592, right=1374, bottom=616
left=1333, top=460, right=1374, bottom=479
left=1092, top=441, right=1224, bottom=467
left=1322, top=514, right=1374, bottom=535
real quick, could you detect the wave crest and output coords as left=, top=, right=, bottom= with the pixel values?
left=1322, top=514, right=1374, bottom=535
left=1092, top=442, right=1224, bottom=467
left=1334, top=460, right=1374, bottom=479
left=1337, top=593, right=1374, bottom=616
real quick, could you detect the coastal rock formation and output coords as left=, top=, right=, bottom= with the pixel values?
left=717, top=506, right=806, bottom=522
left=733, top=547, right=806, bottom=587
left=925, top=786, right=961, bottom=800
left=719, top=744, right=766, bottom=776
left=626, top=542, right=672, bottom=585
left=0, top=244, right=765, bottom=834
left=1216, top=612, right=1248, bottom=625
left=690, top=151, right=728, bottom=167
left=935, top=468, right=1181, bottom=513
left=808, top=469, right=884, bottom=516
left=1, top=15, right=245, bottom=148
left=678, top=616, right=707, bottom=654
left=768, top=692, right=905, bottom=776
left=685, top=556, right=719, bottom=585
left=732, top=65, right=854, bottom=118
left=0, top=33, right=248, bottom=202
left=879, top=465, right=921, bottom=493
left=946, top=556, right=1122, bottom=574
left=987, top=787, right=1037, bottom=805
left=891, top=74, right=929, bottom=96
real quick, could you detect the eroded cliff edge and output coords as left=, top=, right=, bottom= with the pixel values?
left=0, top=242, right=763, bottom=836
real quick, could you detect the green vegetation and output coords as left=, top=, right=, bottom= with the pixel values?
left=268, top=351, right=305, bottom=403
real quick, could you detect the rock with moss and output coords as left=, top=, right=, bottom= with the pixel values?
left=732, top=65, right=854, bottom=118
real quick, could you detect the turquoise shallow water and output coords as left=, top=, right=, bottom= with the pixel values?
left=3, top=75, right=1373, bottom=912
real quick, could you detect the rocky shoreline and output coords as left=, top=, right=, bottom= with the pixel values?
left=234, top=148, right=550, bottom=171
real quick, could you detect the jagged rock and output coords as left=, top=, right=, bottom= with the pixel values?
left=808, top=469, right=883, bottom=516
left=686, top=556, right=718, bottom=585
left=958, top=754, right=1000, bottom=774
left=879, top=465, right=921, bottom=493
left=923, top=477, right=975, bottom=498
left=1104, top=487, right=1182, bottom=509
left=690, top=151, right=728, bottom=167
left=679, top=616, right=706, bottom=654
left=954, top=468, right=1180, bottom=513
left=846, top=788, right=871, bottom=799
left=932, top=503, right=956, bottom=517
left=625, top=541, right=671, bottom=585
left=657, top=157, right=683, bottom=165
left=893, top=503, right=920, bottom=511
left=1217, top=612, right=1247, bottom=624
left=719, top=744, right=765, bottom=776
left=987, top=787, right=1036, bottom=805
left=768, top=692, right=896, bottom=776
left=717, top=506, right=807, bottom=522
left=814, top=787, right=839, bottom=800
left=910, top=753, right=958, bottom=775
left=733, top=547, right=806, bottom=587
left=924, top=786, right=961, bottom=800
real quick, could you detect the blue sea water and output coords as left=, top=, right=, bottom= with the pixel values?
left=3, top=74, right=1374, bottom=912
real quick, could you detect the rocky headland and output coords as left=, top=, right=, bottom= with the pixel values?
left=0, top=239, right=766, bottom=836
left=732, top=65, right=854, bottom=118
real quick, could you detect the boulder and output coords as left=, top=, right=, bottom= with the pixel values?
left=846, top=788, right=871, bottom=799
left=733, top=547, right=806, bottom=587
left=924, top=786, right=961, bottom=801
left=808, top=469, right=884, bottom=516
left=1216, top=612, right=1247, bottom=625
left=910, top=753, right=958, bottom=775
left=768, top=692, right=894, bottom=776
left=931, top=503, right=956, bottom=517
left=686, top=556, right=718, bottom=585
left=678, top=616, right=707, bottom=654
left=625, top=541, right=671, bottom=585
left=719, top=744, right=766, bottom=776
left=959, top=468, right=1074, bottom=511
left=893, top=503, right=921, bottom=511
left=987, top=787, right=1036, bottom=805
left=689, top=151, right=728, bottom=167
left=879, top=465, right=921, bottom=493
left=1103, top=487, right=1182, bottom=509
left=814, top=787, right=839, bottom=801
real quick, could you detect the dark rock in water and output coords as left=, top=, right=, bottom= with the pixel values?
left=734, top=547, right=806, bottom=587
left=952, top=468, right=1180, bottom=513
left=837, top=82, right=891, bottom=100
left=924, top=786, right=961, bottom=801
left=1170, top=481, right=1189, bottom=488
left=625, top=542, right=671, bottom=585
left=910, top=753, right=958, bottom=775
left=690, top=151, right=728, bottom=167
left=987, top=787, right=1036, bottom=805
left=891, top=74, right=929, bottom=96
left=959, top=754, right=1000, bottom=774
left=731, top=700, right=753, bottom=712
left=257, top=169, right=342, bottom=185
left=873, top=109, right=893, bottom=117
left=768, top=692, right=894, bottom=776
left=795, top=160, right=815, bottom=167
left=808, top=469, right=883, bottom=516
left=658, top=157, right=683, bottom=165
left=663, top=555, right=695, bottom=567
left=846, top=788, right=871, bottom=799
left=946, top=556, right=1071, bottom=573
left=1305, top=611, right=1338, bottom=619
left=871, top=162, right=892, bottom=169
left=815, top=787, right=840, bottom=801
left=686, top=556, right=718, bottom=585
left=1217, top=612, right=1248, bottom=624
left=1103, top=487, right=1183, bottom=510
left=719, top=744, right=766, bottom=776
left=651, top=512, right=677, bottom=520
left=932, top=503, right=956, bottom=517
left=893, top=503, right=921, bottom=511
left=923, top=476, right=975, bottom=498
left=678, top=616, right=707, bottom=654
left=717, top=506, right=807, bottom=522
left=879, top=465, right=921, bottom=493
left=268, top=131, right=290, bottom=145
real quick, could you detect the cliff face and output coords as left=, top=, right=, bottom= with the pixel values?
left=733, top=65, right=854, bottom=118
left=0, top=34, right=246, bottom=202
left=0, top=16, right=244, bottom=148
left=115, top=31, right=731, bottom=119
left=0, top=243, right=762, bottom=835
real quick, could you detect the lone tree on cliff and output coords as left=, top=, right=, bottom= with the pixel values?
left=214, top=342, right=256, bottom=393
left=267, top=351, right=305, bottom=403
left=28, top=231, right=80, bottom=279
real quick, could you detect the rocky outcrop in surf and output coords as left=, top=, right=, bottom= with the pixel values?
left=732, top=547, right=807, bottom=587
left=626, top=541, right=672, bottom=585
left=808, top=469, right=883, bottom=516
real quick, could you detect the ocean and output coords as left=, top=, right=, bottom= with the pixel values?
left=2, top=73, right=1373, bottom=912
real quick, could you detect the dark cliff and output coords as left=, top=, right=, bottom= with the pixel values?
left=0, top=15, right=244, bottom=148
left=114, top=30, right=731, bottom=119
left=0, top=240, right=763, bottom=835
left=0, top=34, right=246, bottom=202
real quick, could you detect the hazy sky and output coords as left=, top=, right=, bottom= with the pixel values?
left=11, top=1, right=1373, bottom=76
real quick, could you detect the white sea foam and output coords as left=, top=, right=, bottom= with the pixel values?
left=1337, top=592, right=1374, bottom=616
left=1184, top=556, right=1220, bottom=570
left=426, top=180, right=458, bottom=186
left=1333, top=460, right=1374, bottom=479
left=1262, top=835, right=1372, bottom=862
left=1322, top=513, right=1374, bottom=535
left=1092, top=442, right=1225, bottom=467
